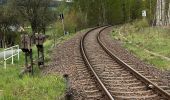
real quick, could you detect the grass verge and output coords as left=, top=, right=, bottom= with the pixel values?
left=0, top=48, right=3, bottom=52
left=112, top=21, right=170, bottom=70
left=0, top=31, right=77, bottom=99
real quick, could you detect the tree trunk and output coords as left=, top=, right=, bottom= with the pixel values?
left=156, top=0, right=165, bottom=26
left=156, top=0, right=170, bottom=26
left=168, top=3, right=170, bottom=26
left=31, top=21, right=38, bottom=44
left=101, top=0, right=107, bottom=25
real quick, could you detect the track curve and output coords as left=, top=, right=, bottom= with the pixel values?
left=80, top=26, right=114, bottom=100
left=97, top=26, right=170, bottom=99
left=80, top=26, right=170, bottom=100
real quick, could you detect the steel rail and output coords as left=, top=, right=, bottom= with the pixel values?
left=80, top=26, right=114, bottom=100
left=97, top=26, right=170, bottom=99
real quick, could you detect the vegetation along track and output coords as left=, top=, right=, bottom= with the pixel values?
left=80, top=26, right=170, bottom=100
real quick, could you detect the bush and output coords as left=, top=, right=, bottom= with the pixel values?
left=133, top=19, right=149, bottom=31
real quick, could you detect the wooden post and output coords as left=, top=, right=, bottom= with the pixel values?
left=20, top=33, right=33, bottom=76
left=30, top=49, right=33, bottom=75
left=35, top=33, right=45, bottom=68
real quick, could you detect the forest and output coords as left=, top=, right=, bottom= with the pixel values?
left=0, top=0, right=170, bottom=48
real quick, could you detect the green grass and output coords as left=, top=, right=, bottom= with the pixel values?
left=0, top=48, right=3, bottom=52
left=112, top=22, right=170, bottom=71
left=0, top=30, right=78, bottom=99
left=0, top=67, right=65, bottom=100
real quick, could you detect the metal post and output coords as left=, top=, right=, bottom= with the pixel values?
left=12, top=47, right=14, bottom=64
left=42, top=46, right=44, bottom=66
left=62, top=19, right=65, bottom=35
left=18, top=45, right=19, bottom=61
left=38, top=47, right=40, bottom=67
left=4, top=50, right=6, bottom=69
left=25, top=52, right=28, bottom=69
left=30, top=50, right=33, bottom=75
left=122, top=0, right=126, bottom=33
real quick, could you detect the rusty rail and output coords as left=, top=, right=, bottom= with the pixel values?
left=97, top=26, right=170, bottom=99
left=80, top=26, right=114, bottom=100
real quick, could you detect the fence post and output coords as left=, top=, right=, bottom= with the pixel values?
left=3, top=45, right=20, bottom=69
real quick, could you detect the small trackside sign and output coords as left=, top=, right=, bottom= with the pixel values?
left=142, top=10, right=146, bottom=17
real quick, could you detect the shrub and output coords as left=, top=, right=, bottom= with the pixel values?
left=133, top=19, right=149, bottom=31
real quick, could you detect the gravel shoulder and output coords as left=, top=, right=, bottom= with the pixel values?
left=43, top=29, right=91, bottom=99
left=100, top=28, right=170, bottom=87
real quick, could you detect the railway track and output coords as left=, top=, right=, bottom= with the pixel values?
left=80, top=26, right=170, bottom=100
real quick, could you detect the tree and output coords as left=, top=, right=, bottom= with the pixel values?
left=13, top=0, right=57, bottom=35
left=155, top=0, right=170, bottom=26
left=0, top=3, right=20, bottom=48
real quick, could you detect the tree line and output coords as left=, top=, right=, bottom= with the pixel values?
left=73, top=0, right=158, bottom=28
left=73, top=0, right=170, bottom=28
left=0, top=0, right=170, bottom=48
